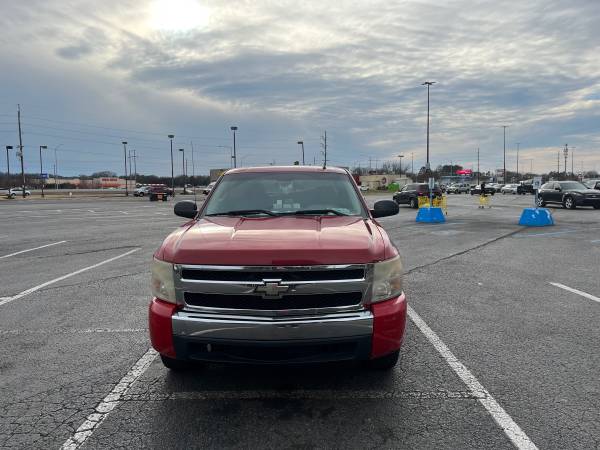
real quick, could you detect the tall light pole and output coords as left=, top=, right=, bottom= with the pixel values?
left=411, top=152, right=414, bottom=175
left=397, top=154, right=404, bottom=176
left=39, top=145, right=47, bottom=198
left=122, top=141, right=128, bottom=196
left=563, top=144, right=569, bottom=180
left=515, top=142, right=520, bottom=181
left=422, top=81, right=435, bottom=172
left=297, top=140, right=305, bottom=165
left=5, top=145, right=12, bottom=189
left=477, top=148, right=480, bottom=185
left=168, top=134, right=175, bottom=197
left=179, top=148, right=185, bottom=191
left=501, top=126, right=508, bottom=183
left=53, top=144, right=62, bottom=190
left=570, top=147, right=575, bottom=179
left=230, top=126, right=238, bottom=168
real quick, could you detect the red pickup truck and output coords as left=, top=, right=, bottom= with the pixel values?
left=149, top=166, right=406, bottom=370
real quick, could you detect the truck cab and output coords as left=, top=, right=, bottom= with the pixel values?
left=149, top=166, right=406, bottom=370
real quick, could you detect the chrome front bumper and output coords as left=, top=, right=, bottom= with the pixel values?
left=172, top=310, right=373, bottom=341
left=171, top=310, right=374, bottom=363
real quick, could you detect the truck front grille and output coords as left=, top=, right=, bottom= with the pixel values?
left=176, top=264, right=371, bottom=316
left=184, top=292, right=363, bottom=310
left=181, top=268, right=365, bottom=282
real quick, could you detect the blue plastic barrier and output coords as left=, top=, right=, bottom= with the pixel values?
left=518, top=208, right=554, bottom=227
left=416, top=207, right=446, bottom=223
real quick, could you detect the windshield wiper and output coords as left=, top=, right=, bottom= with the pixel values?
left=293, top=209, right=348, bottom=216
left=206, top=209, right=279, bottom=217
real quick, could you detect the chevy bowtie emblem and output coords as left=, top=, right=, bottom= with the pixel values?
left=254, top=279, right=289, bottom=298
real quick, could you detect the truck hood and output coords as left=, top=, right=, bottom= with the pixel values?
left=156, top=216, right=393, bottom=265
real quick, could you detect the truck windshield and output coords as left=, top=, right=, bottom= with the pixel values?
left=204, top=172, right=366, bottom=217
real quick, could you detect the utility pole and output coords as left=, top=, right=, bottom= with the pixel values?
left=5, top=146, right=12, bottom=189
left=422, top=81, right=435, bottom=171
left=477, top=148, right=480, bottom=185
left=411, top=152, right=414, bottom=175
left=190, top=141, right=196, bottom=185
left=168, top=134, right=175, bottom=197
left=132, top=149, right=137, bottom=187
left=53, top=145, right=62, bottom=190
left=570, top=147, right=575, bottom=180
left=557, top=151, right=560, bottom=179
left=17, top=104, right=25, bottom=198
left=122, top=141, right=128, bottom=196
left=297, top=140, right=305, bottom=165
left=516, top=142, right=520, bottom=181
left=179, top=148, right=185, bottom=191
left=39, top=145, right=47, bottom=198
left=502, top=125, right=508, bottom=184
left=321, top=130, right=327, bottom=168
left=563, top=144, right=568, bottom=180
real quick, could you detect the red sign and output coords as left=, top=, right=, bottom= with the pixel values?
left=456, top=169, right=472, bottom=175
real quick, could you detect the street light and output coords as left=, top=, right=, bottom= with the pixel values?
left=122, top=141, right=128, bottom=196
left=501, top=126, right=508, bottom=183
left=422, top=81, right=435, bottom=172
left=397, top=154, right=404, bottom=176
left=179, top=148, right=185, bottom=191
left=168, top=134, right=175, bottom=197
left=5, top=146, right=12, bottom=190
left=230, top=126, right=238, bottom=168
left=297, top=141, right=305, bottom=165
left=53, top=144, right=62, bottom=190
left=39, top=145, right=47, bottom=198
left=515, top=142, right=520, bottom=181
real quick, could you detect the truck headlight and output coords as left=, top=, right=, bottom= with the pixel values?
left=151, top=258, right=176, bottom=303
left=369, top=255, right=403, bottom=303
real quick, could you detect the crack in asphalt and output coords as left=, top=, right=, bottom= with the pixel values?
left=404, top=228, right=524, bottom=275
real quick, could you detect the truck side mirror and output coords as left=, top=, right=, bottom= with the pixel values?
left=371, top=200, right=399, bottom=218
left=174, top=200, right=197, bottom=219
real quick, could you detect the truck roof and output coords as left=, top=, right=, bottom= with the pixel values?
left=224, top=166, right=349, bottom=175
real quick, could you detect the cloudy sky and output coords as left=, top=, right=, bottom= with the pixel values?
left=1, top=0, right=599, bottom=176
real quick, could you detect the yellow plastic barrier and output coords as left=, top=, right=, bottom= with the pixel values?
left=478, top=194, right=491, bottom=208
left=418, top=195, right=448, bottom=215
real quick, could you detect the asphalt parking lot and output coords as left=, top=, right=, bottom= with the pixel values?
left=1, top=193, right=598, bottom=449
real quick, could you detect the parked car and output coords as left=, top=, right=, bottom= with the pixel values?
left=148, top=185, right=169, bottom=202
left=501, top=184, right=519, bottom=194
left=9, top=187, right=31, bottom=197
left=1, top=188, right=16, bottom=199
left=470, top=185, right=496, bottom=195
left=150, top=166, right=405, bottom=370
left=446, top=183, right=470, bottom=194
left=134, top=186, right=150, bottom=197
left=359, top=184, right=369, bottom=192
left=487, top=183, right=503, bottom=193
left=584, top=179, right=600, bottom=190
left=536, top=181, right=600, bottom=209
left=202, top=181, right=216, bottom=195
left=519, top=181, right=535, bottom=194
left=393, top=183, right=443, bottom=208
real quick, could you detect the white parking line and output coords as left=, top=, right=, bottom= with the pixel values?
left=408, top=306, right=538, bottom=450
left=0, top=240, right=67, bottom=259
left=0, top=248, right=140, bottom=307
left=0, top=328, right=146, bottom=335
left=60, top=348, right=158, bottom=450
left=549, top=282, right=600, bottom=304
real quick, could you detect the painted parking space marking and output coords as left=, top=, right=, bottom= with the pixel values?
left=591, top=239, right=600, bottom=244
left=549, top=282, right=600, bottom=304
left=60, top=348, right=158, bottom=450
left=0, top=248, right=140, bottom=307
left=0, top=240, right=67, bottom=259
left=408, top=306, right=538, bottom=450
